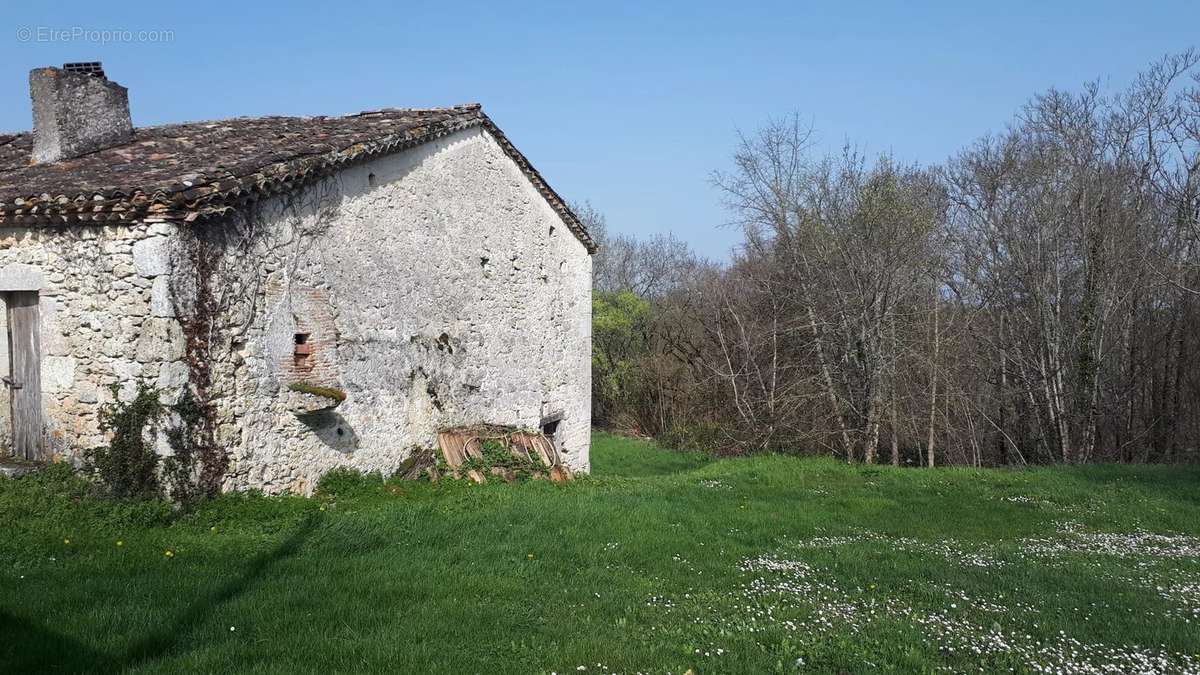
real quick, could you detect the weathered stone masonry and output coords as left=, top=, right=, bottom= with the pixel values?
left=1, top=66, right=593, bottom=493
left=0, top=127, right=591, bottom=493
left=0, top=222, right=188, bottom=454
left=189, top=128, right=592, bottom=493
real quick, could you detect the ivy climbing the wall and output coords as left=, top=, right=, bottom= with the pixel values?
left=84, top=383, right=219, bottom=504
left=86, top=383, right=163, bottom=498
left=162, top=390, right=210, bottom=505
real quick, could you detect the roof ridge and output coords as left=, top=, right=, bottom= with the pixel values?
left=0, top=106, right=491, bottom=141
left=348, top=103, right=482, bottom=117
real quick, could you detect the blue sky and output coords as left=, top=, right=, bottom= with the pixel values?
left=2, top=1, right=1196, bottom=258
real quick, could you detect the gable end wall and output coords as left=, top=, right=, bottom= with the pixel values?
left=203, top=127, right=592, bottom=493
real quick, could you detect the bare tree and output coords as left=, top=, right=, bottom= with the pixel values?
left=590, top=50, right=1200, bottom=465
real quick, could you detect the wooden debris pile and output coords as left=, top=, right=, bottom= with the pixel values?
left=432, top=425, right=574, bottom=483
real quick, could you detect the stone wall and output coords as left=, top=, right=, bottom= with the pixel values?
left=0, top=222, right=188, bottom=459
left=0, top=126, right=592, bottom=493
left=184, top=126, right=592, bottom=494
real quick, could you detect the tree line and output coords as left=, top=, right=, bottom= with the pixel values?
left=585, top=51, right=1200, bottom=465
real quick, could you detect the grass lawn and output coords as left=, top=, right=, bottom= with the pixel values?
left=2, top=432, right=1199, bottom=673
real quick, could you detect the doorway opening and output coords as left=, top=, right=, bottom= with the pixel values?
left=0, top=291, right=43, bottom=462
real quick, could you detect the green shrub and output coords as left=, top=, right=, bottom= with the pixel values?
left=162, top=390, right=210, bottom=505
left=658, top=423, right=724, bottom=455
left=85, top=383, right=163, bottom=498
left=83, top=383, right=223, bottom=505
left=315, top=467, right=382, bottom=497
left=458, top=437, right=543, bottom=479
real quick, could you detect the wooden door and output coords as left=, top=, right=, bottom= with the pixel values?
left=6, top=292, right=42, bottom=461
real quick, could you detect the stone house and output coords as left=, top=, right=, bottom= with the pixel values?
left=0, top=63, right=594, bottom=493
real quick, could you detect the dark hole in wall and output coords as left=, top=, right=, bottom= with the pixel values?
left=542, top=419, right=560, bottom=448
left=541, top=412, right=564, bottom=453
left=367, top=173, right=378, bottom=188
left=293, top=332, right=313, bottom=370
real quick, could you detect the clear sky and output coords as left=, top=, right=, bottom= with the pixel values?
left=2, top=1, right=1196, bottom=258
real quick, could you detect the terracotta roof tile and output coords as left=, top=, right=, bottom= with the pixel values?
left=0, top=106, right=595, bottom=252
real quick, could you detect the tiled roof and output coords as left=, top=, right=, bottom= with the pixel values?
left=0, top=105, right=595, bottom=252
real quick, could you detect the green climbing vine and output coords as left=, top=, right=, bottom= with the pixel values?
left=162, top=390, right=210, bottom=505
left=84, top=383, right=217, bottom=504
left=86, top=383, right=162, bottom=498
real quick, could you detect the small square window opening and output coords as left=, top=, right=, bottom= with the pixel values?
left=293, top=332, right=314, bottom=370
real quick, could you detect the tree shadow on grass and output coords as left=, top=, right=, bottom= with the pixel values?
left=0, top=609, right=117, bottom=673
left=0, top=515, right=319, bottom=673
left=116, top=514, right=319, bottom=670
left=1063, top=464, right=1200, bottom=504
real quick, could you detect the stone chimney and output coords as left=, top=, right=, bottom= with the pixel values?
left=29, top=62, right=133, bottom=164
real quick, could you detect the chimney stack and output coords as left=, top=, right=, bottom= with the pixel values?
left=29, top=62, right=132, bottom=164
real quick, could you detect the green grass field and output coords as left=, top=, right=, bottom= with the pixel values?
left=2, top=432, right=1199, bottom=673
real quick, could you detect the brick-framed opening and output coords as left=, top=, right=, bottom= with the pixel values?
left=266, top=280, right=340, bottom=388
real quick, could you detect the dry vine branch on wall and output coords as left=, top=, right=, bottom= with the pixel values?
left=164, top=175, right=348, bottom=496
